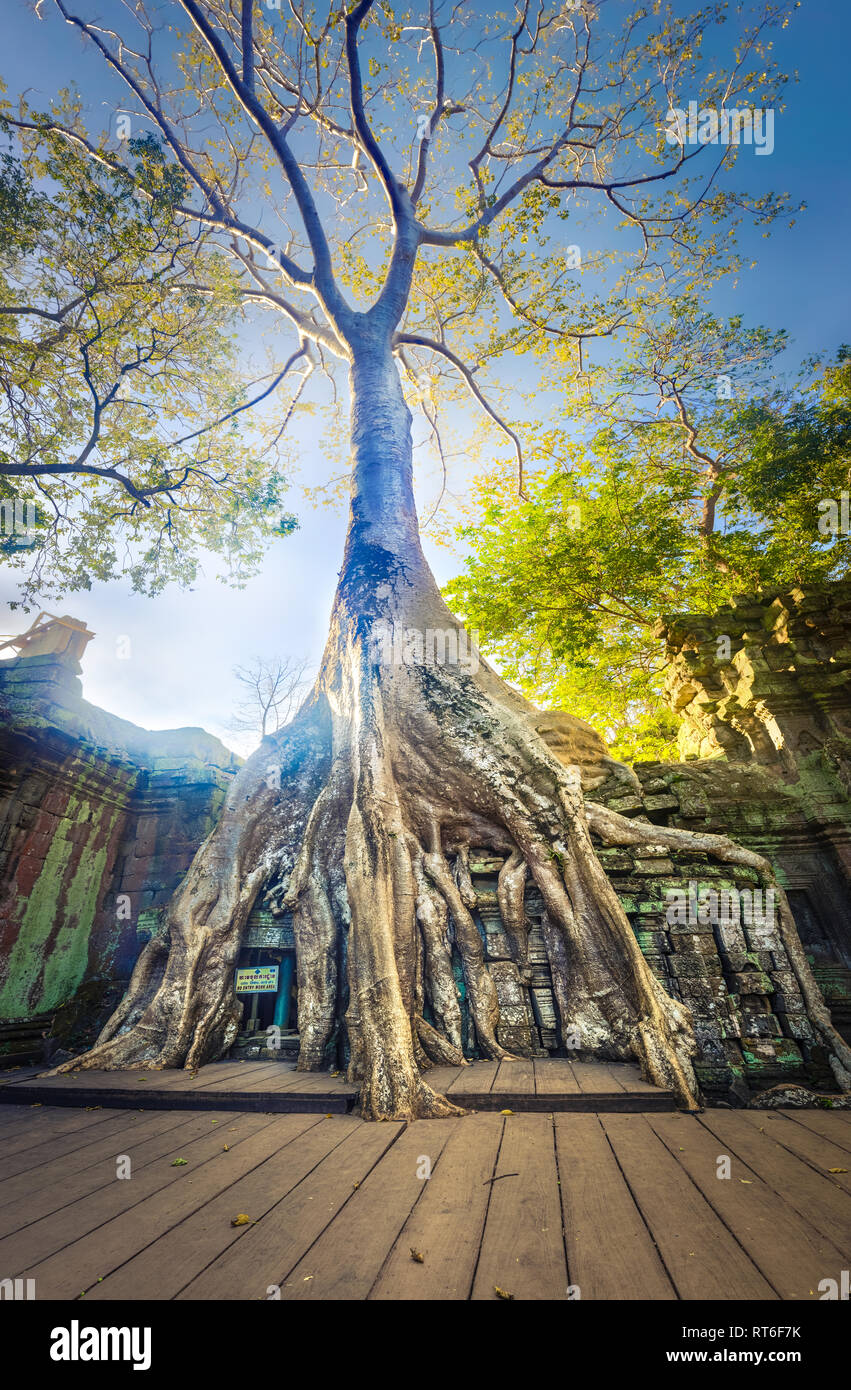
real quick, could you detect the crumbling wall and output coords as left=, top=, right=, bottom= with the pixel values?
left=587, top=761, right=849, bottom=1101
left=0, top=653, right=239, bottom=1059
left=658, top=581, right=851, bottom=782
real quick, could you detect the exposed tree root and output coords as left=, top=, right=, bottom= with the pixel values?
left=51, top=705, right=332, bottom=1075
left=52, top=618, right=851, bottom=1118
left=586, top=803, right=851, bottom=1092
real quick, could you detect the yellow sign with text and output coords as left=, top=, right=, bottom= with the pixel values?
left=235, top=966, right=279, bottom=995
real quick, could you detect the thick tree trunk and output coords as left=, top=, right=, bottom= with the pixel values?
left=53, top=339, right=851, bottom=1118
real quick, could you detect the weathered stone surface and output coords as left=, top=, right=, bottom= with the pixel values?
left=657, top=581, right=851, bottom=777
left=0, top=652, right=240, bottom=1037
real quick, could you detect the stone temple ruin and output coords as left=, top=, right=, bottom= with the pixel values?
left=1, top=583, right=850, bottom=1105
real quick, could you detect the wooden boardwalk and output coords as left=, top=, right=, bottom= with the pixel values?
left=0, top=1057, right=676, bottom=1114
left=0, top=1098, right=848, bottom=1300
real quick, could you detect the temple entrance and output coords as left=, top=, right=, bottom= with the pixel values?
left=230, top=909, right=298, bottom=1060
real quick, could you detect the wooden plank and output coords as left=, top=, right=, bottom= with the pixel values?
left=197, top=1062, right=297, bottom=1086
left=554, top=1113, right=675, bottom=1300
left=0, top=1108, right=123, bottom=1160
left=571, top=1061, right=626, bottom=1093
left=280, top=1122, right=455, bottom=1299
left=0, top=1100, right=129, bottom=1138
left=648, top=1112, right=846, bottom=1300
left=18, top=1062, right=278, bottom=1095
left=534, top=1059, right=580, bottom=1096
left=0, top=1099, right=38, bottom=1117
left=446, top=1061, right=500, bottom=1096
left=601, top=1114, right=775, bottom=1299
left=423, top=1066, right=462, bottom=1095
left=698, top=1111, right=851, bottom=1249
left=228, top=1068, right=324, bottom=1093
left=249, top=1071, right=356, bottom=1096
left=370, top=1114, right=503, bottom=1300
left=494, top=1058, right=535, bottom=1096
left=172, top=1063, right=284, bottom=1092
left=0, top=1067, right=44, bottom=1087
left=780, top=1108, right=851, bottom=1154
left=0, top=1110, right=187, bottom=1209
left=737, top=1111, right=851, bottom=1195
left=2, top=1082, right=352, bottom=1116
left=617, top=1062, right=666, bottom=1093
left=0, top=1111, right=279, bottom=1278
left=177, top=1121, right=404, bottom=1299
left=472, top=1113, right=568, bottom=1301
left=0, top=1111, right=238, bottom=1238
left=0, top=1109, right=147, bottom=1178
left=18, top=1071, right=157, bottom=1090
left=82, top=1116, right=359, bottom=1301
left=149, top=1062, right=267, bottom=1091
left=0, top=1101, right=59, bottom=1129
left=29, top=1114, right=325, bottom=1299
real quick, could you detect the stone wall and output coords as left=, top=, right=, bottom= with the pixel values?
left=539, top=582, right=849, bottom=1100
left=0, top=653, right=239, bottom=1060
left=658, top=581, right=851, bottom=782
left=586, top=758, right=850, bottom=1101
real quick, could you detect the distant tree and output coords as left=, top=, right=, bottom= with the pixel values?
left=230, top=655, right=311, bottom=741
left=447, top=331, right=851, bottom=761
left=0, top=127, right=301, bottom=604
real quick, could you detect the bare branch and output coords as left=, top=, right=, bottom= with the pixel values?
left=396, top=331, right=526, bottom=499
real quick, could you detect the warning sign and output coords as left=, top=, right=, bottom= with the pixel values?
left=235, top=965, right=279, bottom=995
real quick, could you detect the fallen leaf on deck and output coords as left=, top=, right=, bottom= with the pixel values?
left=500, top=1109, right=513, bottom=1116
left=410, top=1248, right=424, bottom=1263
left=231, top=1214, right=252, bottom=1227
left=171, top=1158, right=188, bottom=1167
left=494, top=1286, right=514, bottom=1300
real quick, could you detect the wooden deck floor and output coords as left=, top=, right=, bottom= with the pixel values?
left=0, top=1099, right=848, bottom=1300
left=0, top=1057, right=676, bottom=1114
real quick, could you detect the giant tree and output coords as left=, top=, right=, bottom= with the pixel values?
left=24, top=0, right=851, bottom=1117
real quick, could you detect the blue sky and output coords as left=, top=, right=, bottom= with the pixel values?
left=1, top=0, right=848, bottom=754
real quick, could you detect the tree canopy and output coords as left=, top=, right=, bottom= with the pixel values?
left=1, top=1, right=801, bottom=577
left=1, top=0, right=810, bottom=742
left=0, top=120, right=299, bottom=605
left=446, top=334, right=851, bottom=760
